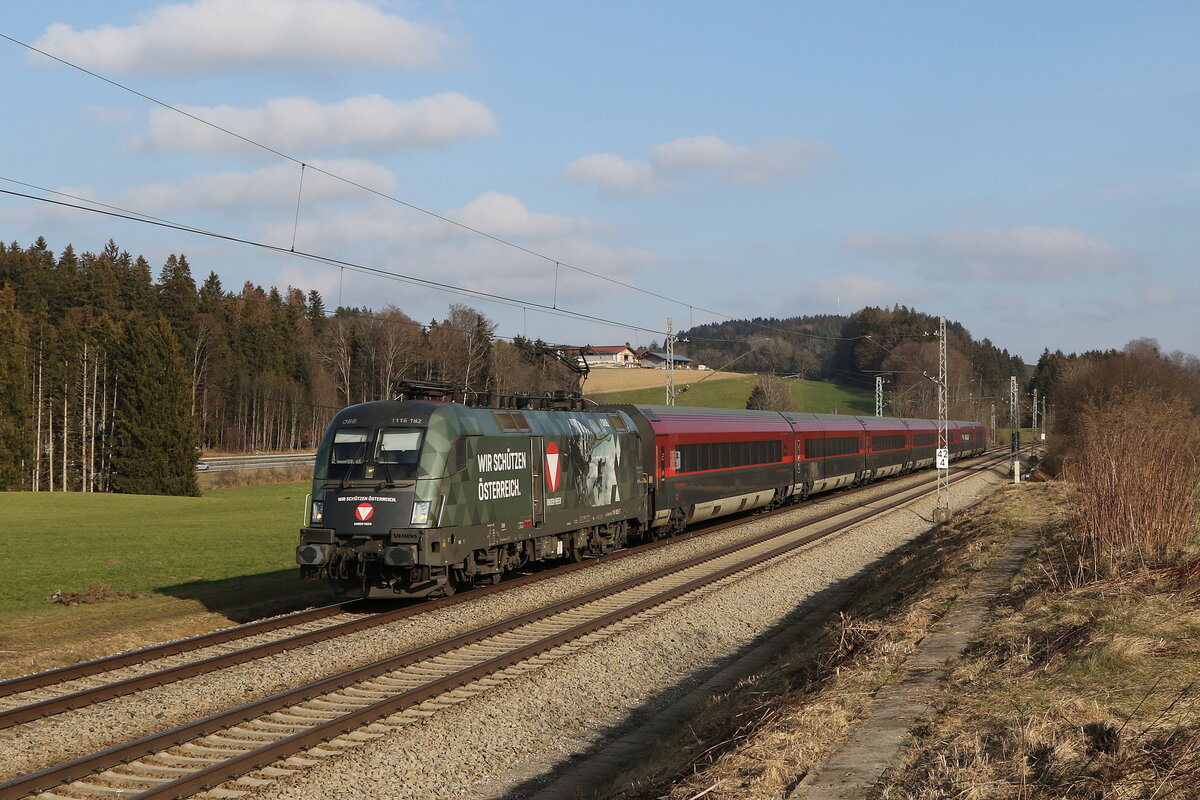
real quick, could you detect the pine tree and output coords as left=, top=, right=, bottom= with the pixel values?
left=158, top=253, right=198, bottom=347
left=110, top=314, right=199, bottom=496
left=0, top=287, right=31, bottom=488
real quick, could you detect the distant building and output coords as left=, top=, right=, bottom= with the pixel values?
left=577, top=345, right=639, bottom=368
left=637, top=350, right=694, bottom=369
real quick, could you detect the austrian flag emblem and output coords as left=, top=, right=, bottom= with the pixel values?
left=545, top=441, right=561, bottom=492
left=355, top=503, right=374, bottom=522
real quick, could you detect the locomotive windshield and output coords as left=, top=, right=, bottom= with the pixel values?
left=315, top=426, right=424, bottom=483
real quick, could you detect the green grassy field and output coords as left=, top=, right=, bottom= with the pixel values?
left=2, top=483, right=318, bottom=616
left=587, top=374, right=876, bottom=415
left=0, top=482, right=328, bottom=675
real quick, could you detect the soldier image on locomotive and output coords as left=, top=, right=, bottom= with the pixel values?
left=296, top=383, right=985, bottom=599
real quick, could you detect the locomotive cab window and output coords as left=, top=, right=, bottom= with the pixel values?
left=331, top=429, right=369, bottom=464
left=376, top=428, right=424, bottom=479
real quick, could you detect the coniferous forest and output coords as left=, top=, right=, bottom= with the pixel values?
left=2, top=237, right=1105, bottom=497
left=0, top=238, right=579, bottom=495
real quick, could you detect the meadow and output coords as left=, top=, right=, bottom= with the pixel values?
left=1, top=482, right=323, bottom=676
left=587, top=373, right=875, bottom=414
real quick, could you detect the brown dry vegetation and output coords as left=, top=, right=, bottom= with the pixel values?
left=599, top=486, right=1042, bottom=800
left=581, top=368, right=742, bottom=395
left=1062, top=394, right=1200, bottom=580
left=879, top=503, right=1200, bottom=799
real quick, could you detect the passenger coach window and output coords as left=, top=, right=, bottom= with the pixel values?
left=871, top=435, right=906, bottom=451
left=677, top=440, right=782, bottom=473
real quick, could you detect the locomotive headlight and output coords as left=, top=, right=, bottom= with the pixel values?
left=311, top=501, right=324, bottom=524
left=410, top=500, right=431, bottom=525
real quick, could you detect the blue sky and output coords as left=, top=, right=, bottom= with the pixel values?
left=2, top=1, right=1197, bottom=363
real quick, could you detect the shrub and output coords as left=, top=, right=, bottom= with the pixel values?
left=1062, top=393, right=1199, bottom=579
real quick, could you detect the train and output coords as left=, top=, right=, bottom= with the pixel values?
left=295, top=384, right=986, bottom=599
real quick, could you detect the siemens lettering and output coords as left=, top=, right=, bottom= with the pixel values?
left=478, top=478, right=522, bottom=501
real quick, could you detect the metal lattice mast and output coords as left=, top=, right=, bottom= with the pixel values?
left=990, top=402, right=996, bottom=446
left=665, top=316, right=676, bottom=406
left=875, top=375, right=883, bottom=417
left=935, top=315, right=949, bottom=516
left=1032, top=388, right=1038, bottom=432
left=1010, top=375, right=1019, bottom=483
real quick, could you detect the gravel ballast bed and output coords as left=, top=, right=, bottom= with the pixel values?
left=0, top=463, right=1000, bottom=787
left=234, top=464, right=1009, bottom=800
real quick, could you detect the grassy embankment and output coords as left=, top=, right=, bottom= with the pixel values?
left=587, top=373, right=875, bottom=414
left=614, top=481, right=1200, bottom=799
left=0, top=482, right=325, bottom=678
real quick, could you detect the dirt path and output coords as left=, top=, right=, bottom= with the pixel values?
left=789, top=525, right=1040, bottom=798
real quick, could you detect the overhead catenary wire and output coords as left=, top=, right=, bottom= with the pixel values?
left=0, top=184, right=672, bottom=339
left=0, top=31, right=860, bottom=348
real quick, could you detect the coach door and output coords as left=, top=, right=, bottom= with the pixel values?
left=531, top=437, right=545, bottom=527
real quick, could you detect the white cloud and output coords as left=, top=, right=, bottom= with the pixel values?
left=564, top=135, right=830, bottom=194
left=562, top=154, right=672, bottom=195
left=846, top=226, right=1132, bottom=280
left=33, top=0, right=457, bottom=74
left=141, top=94, right=497, bottom=155
left=1138, top=285, right=1180, bottom=307
left=448, top=192, right=611, bottom=239
left=260, top=192, right=653, bottom=306
left=652, top=136, right=829, bottom=187
left=117, top=160, right=399, bottom=212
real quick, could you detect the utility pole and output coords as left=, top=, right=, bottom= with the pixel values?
left=665, top=316, right=677, bottom=406
left=934, top=316, right=950, bottom=522
left=875, top=375, right=883, bottom=418
left=1010, top=376, right=1019, bottom=483
left=1041, top=395, right=1047, bottom=444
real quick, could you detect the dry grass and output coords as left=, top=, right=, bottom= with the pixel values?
left=581, top=368, right=743, bottom=395
left=197, top=465, right=312, bottom=489
left=600, top=486, right=1041, bottom=800
left=878, top=485, right=1200, bottom=800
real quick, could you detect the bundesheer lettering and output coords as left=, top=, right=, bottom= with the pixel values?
left=476, top=451, right=528, bottom=472
left=478, top=479, right=522, bottom=501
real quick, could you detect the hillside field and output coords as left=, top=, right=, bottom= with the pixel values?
left=586, top=370, right=875, bottom=414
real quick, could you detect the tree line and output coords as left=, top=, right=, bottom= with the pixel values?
left=0, top=237, right=577, bottom=494
left=684, top=305, right=1028, bottom=421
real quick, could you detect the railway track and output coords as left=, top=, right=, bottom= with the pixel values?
left=0, top=453, right=1005, bottom=800
left=0, top=452, right=1002, bottom=730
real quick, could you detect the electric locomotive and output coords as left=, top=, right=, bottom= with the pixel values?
left=296, top=390, right=646, bottom=598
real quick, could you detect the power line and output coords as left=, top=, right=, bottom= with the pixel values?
left=0, top=184, right=671, bottom=338
left=0, top=31, right=858, bottom=348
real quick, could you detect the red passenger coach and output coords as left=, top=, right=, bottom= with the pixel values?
left=610, top=404, right=987, bottom=535
left=612, top=405, right=794, bottom=531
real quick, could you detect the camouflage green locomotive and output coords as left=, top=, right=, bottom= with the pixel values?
left=296, top=395, right=647, bottom=598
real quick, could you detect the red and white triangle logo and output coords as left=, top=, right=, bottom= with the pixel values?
left=545, top=442, right=561, bottom=492
left=355, top=503, right=374, bottom=522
